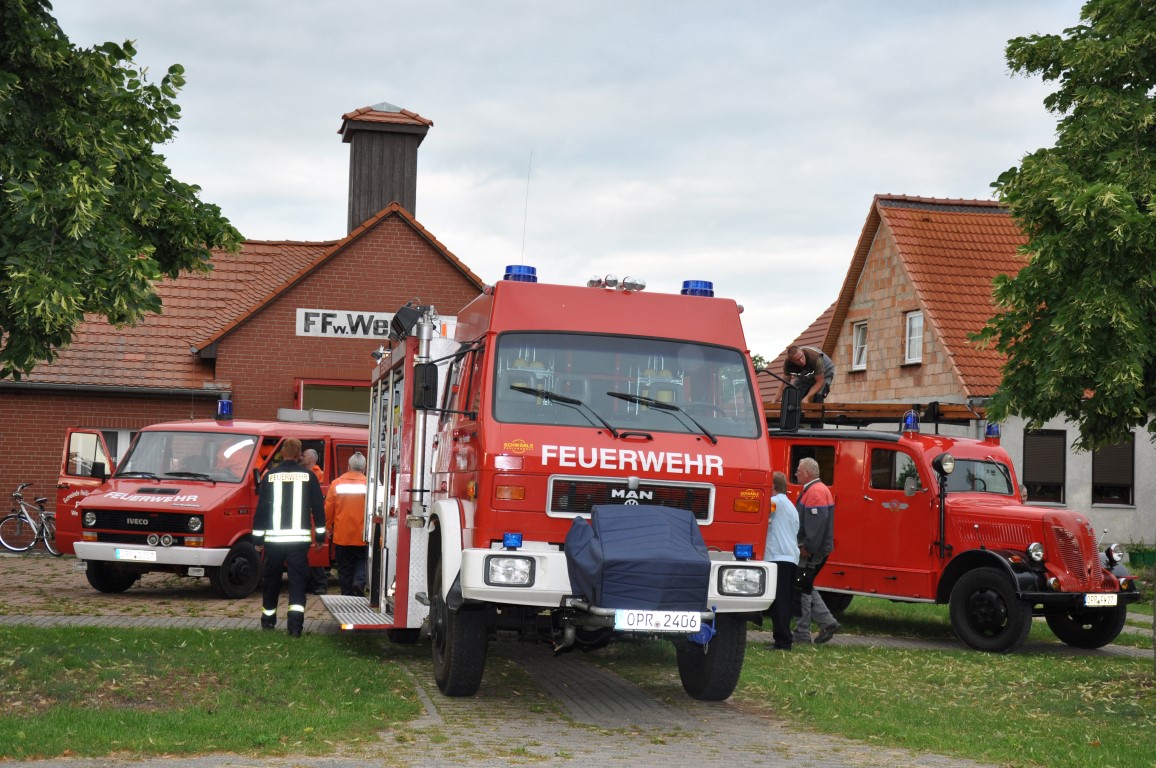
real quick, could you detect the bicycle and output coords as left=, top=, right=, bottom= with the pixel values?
left=0, top=483, right=61, bottom=556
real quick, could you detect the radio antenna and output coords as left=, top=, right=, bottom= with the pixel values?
left=521, top=148, right=533, bottom=263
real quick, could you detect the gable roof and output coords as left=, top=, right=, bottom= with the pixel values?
left=13, top=204, right=485, bottom=394
left=824, top=194, right=1028, bottom=399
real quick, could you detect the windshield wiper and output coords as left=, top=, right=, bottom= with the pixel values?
left=164, top=471, right=216, bottom=483
left=509, top=384, right=619, bottom=438
left=605, top=391, right=718, bottom=445
left=115, top=471, right=160, bottom=480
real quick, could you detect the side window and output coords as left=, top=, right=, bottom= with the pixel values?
left=870, top=449, right=921, bottom=491
left=788, top=444, right=835, bottom=486
left=65, top=432, right=110, bottom=477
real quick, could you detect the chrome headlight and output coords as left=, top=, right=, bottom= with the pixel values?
left=1027, top=542, right=1045, bottom=562
left=718, top=565, right=766, bottom=596
left=485, top=555, right=534, bottom=587
left=83, top=511, right=96, bottom=527
left=187, top=515, right=203, bottom=533
left=1105, top=543, right=1123, bottom=565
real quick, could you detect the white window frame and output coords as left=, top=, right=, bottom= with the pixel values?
left=904, top=311, right=923, bottom=364
left=851, top=322, right=867, bottom=371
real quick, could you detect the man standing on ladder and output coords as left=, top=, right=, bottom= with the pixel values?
left=253, top=437, right=326, bottom=637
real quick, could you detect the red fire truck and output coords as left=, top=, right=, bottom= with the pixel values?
left=765, top=401, right=1141, bottom=652
left=57, top=412, right=367, bottom=598
left=322, top=267, right=776, bottom=700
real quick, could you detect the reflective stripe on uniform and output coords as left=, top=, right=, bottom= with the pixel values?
left=333, top=483, right=366, bottom=495
left=269, top=471, right=311, bottom=533
left=262, top=608, right=276, bottom=617
left=288, top=604, right=305, bottom=614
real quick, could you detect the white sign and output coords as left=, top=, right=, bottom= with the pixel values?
left=297, top=308, right=393, bottom=339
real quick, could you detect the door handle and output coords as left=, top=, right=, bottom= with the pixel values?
left=863, top=494, right=874, bottom=502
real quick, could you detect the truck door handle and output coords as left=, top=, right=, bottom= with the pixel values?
left=863, top=495, right=874, bottom=502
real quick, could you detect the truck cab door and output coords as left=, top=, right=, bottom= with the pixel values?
left=56, top=428, right=114, bottom=555
left=860, top=446, right=936, bottom=598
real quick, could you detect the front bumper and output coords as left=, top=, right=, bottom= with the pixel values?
left=74, top=541, right=230, bottom=568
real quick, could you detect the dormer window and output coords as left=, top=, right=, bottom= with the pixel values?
left=905, top=311, right=923, bottom=364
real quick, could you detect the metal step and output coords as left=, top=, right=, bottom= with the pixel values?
left=318, top=594, right=396, bottom=630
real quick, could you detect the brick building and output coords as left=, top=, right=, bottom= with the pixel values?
left=0, top=104, right=484, bottom=512
left=759, top=195, right=1155, bottom=547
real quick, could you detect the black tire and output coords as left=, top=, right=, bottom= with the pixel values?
left=949, top=567, right=1032, bottom=653
left=430, top=560, right=488, bottom=696
left=41, top=515, right=61, bottom=557
left=0, top=515, right=35, bottom=552
left=209, top=541, right=261, bottom=599
left=85, top=561, right=140, bottom=593
left=386, top=628, right=422, bottom=644
left=817, top=590, right=853, bottom=616
left=1045, top=604, right=1127, bottom=649
left=673, top=612, right=747, bottom=701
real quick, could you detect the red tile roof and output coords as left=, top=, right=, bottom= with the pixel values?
left=18, top=205, right=484, bottom=393
left=825, top=195, right=1028, bottom=398
left=339, top=104, right=434, bottom=132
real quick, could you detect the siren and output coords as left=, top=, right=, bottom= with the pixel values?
left=680, top=280, right=714, bottom=297
left=215, top=399, right=233, bottom=421
left=901, top=409, right=919, bottom=433
left=503, top=265, right=538, bottom=282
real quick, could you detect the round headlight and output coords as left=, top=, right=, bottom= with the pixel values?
left=1106, top=543, right=1123, bottom=565
left=160, top=534, right=174, bottom=547
left=147, top=533, right=160, bottom=546
left=1027, top=542, right=1045, bottom=562
left=83, top=511, right=97, bottom=527
left=187, top=515, right=203, bottom=533
left=932, top=452, right=955, bottom=476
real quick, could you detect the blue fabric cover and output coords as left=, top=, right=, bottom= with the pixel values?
left=564, top=504, right=710, bottom=611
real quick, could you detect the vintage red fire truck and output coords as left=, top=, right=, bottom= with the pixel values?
left=765, top=401, right=1141, bottom=652
left=322, top=267, right=776, bottom=700
left=57, top=412, right=367, bottom=598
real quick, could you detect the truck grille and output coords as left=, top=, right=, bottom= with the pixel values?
left=88, top=510, right=194, bottom=534
left=547, top=475, right=713, bottom=521
left=1050, top=525, right=1103, bottom=591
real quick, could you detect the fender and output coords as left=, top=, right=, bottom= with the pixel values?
left=936, top=547, right=1039, bottom=604
left=429, top=497, right=469, bottom=600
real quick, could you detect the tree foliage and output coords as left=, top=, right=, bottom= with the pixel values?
left=976, top=0, right=1156, bottom=450
left=0, top=0, right=241, bottom=379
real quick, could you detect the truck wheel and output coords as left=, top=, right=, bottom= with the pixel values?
left=817, top=590, right=853, bottom=616
left=85, top=561, right=139, bottom=593
left=386, top=629, right=422, bottom=644
left=949, top=567, right=1031, bottom=653
left=673, top=613, right=747, bottom=701
left=209, top=542, right=261, bottom=599
left=1045, top=605, right=1127, bottom=649
left=430, top=562, right=488, bottom=696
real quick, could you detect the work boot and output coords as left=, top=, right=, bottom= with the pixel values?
left=260, top=615, right=276, bottom=630
left=815, top=622, right=840, bottom=644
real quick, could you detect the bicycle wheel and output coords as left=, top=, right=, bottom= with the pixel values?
left=0, top=514, right=36, bottom=552
left=41, top=514, right=61, bottom=557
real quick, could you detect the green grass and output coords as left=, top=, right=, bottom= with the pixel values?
left=0, top=626, right=422, bottom=760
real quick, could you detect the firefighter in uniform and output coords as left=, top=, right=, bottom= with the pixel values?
left=253, top=437, right=326, bottom=637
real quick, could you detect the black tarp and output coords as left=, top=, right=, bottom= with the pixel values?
left=564, top=504, right=710, bottom=611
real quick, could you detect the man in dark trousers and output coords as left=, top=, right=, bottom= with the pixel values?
left=253, top=437, right=326, bottom=637
left=792, top=456, right=840, bottom=644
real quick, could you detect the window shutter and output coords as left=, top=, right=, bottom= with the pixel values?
left=1023, top=431, right=1065, bottom=484
left=1092, top=439, right=1134, bottom=486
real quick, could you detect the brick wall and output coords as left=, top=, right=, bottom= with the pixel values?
left=832, top=220, right=962, bottom=403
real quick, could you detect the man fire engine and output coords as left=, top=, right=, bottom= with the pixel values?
left=322, top=267, right=776, bottom=700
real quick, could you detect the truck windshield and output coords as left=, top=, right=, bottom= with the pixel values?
left=117, top=431, right=259, bottom=483
left=492, top=332, right=760, bottom=439
left=943, top=459, right=1014, bottom=495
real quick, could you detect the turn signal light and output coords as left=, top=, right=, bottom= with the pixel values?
left=495, top=485, right=525, bottom=501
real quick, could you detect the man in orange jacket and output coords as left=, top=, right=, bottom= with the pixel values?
left=325, top=452, right=369, bottom=596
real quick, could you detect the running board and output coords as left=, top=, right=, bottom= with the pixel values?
left=318, top=594, right=397, bottom=631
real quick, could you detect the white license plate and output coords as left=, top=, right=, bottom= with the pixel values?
left=114, top=548, right=156, bottom=562
left=1084, top=593, right=1117, bottom=607
left=613, top=609, right=701, bottom=633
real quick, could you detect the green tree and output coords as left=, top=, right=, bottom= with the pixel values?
left=976, top=0, right=1156, bottom=450
left=0, top=0, right=241, bottom=379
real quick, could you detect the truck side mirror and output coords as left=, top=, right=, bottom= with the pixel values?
left=904, top=475, right=920, bottom=497
left=90, top=462, right=108, bottom=481
left=413, top=362, right=439, bottom=410
left=779, top=386, right=801, bottom=432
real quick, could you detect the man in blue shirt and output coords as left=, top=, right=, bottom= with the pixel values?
left=764, top=471, right=800, bottom=650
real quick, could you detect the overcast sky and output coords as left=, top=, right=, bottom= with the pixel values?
left=51, top=0, right=1084, bottom=360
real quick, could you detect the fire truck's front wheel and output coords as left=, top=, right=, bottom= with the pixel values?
left=1044, top=604, right=1127, bottom=649
left=673, top=613, right=747, bottom=701
left=949, top=567, right=1032, bottom=653
left=210, top=541, right=261, bottom=599
left=85, top=561, right=139, bottom=593
left=430, top=563, right=488, bottom=696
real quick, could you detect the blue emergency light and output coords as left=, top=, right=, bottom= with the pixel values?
left=901, top=409, right=919, bottom=432
left=733, top=543, right=754, bottom=561
left=216, top=399, right=233, bottom=421
left=503, top=532, right=524, bottom=550
left=985, top=422, right=1001, bottom=441
left=503, top=265, right=538, bottom=283
left=680, top=280, right=714, bottom=297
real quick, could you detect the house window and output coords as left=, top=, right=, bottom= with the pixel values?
left=1022, top=429, right=1066, bottom=503
left=851, top=322, right=867, bottom=371
left=904, top=311, right=923, bottom=364
left=1092, top=436, right=1134, bottom=505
